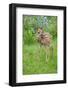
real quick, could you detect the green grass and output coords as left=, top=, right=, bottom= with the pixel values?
left=23, top=15, right=57, bottom=75
left=23, top=41, right=57, bottom=75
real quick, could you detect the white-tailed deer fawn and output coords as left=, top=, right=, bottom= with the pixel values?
left=36, top=28, right=53, bottom=62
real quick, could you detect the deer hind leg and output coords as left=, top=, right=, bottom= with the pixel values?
left=50, top=45, right=53, bottom=61
left=45, top=46, right=50, bottom=63
left=45, top=44, right=54, bottom=63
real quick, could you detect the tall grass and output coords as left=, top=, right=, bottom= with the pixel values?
left=23, top=41, right=57, bottom=75
left=23, top=15, right=57, bottom=75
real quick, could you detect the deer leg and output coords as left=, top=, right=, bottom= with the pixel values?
left=45, top=46, right=49, bottom=63
left=51, top=46, right=53, bottom=61
left=49, top=45, right=53, bottom=62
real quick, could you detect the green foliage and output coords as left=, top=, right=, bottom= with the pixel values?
left=23, top=15, right=57, bottom=75
left=23, top=15, right=57, bottom=45
left=23, top=42, right=57, bottom=75
left=46, top=16, right=57, bottom=39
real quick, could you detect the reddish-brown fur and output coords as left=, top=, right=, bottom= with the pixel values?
left=37, top=28, right=52, bottom=46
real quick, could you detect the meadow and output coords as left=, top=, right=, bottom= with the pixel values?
left=23, top=15, right=57, bottom=75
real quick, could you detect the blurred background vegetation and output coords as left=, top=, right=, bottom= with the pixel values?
left=23, top=15, right=57, bottom=75
left=23, top=15, right=57, bottom=45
